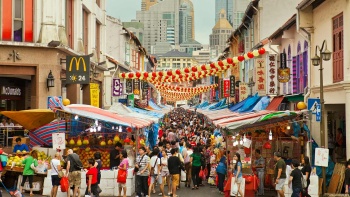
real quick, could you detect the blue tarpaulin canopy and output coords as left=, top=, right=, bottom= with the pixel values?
left=128, top=106, right=164, bottom=118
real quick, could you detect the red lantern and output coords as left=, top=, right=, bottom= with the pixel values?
left=247, top=52, right=254, bottom=58
left=135, top=72, right=141, bottom=78
left=218, top=61, right=224, bottom=67
left=167, top=70, right=172, bottom=76
left=191, top=66, right=197, bottom=72
left=143, top=72, right=148, bottom=78
left=158, top=71, right=163, bottom=77
left=124, top=137, right=131, bottom=143
left=244, top=147, right=251, bottom=155
left=227, top=58, right=233, bottom=64
left=263, top=142, right=272, bottom=149
left=176, top=69, right=181, bottom=75
left=210, top=63, right=216, bottom=68
left=201, top=64, right=207, bottom=70
left=258, top=48, right=266, bottom=55
left=184, top=68, right=190, bottom=73
left=152, top=72, right=157, bottom=77
left=238, top=56, right=245, bottom=62
left=126, top=127, right=132, bottom=132
left=121, top=73, right=126, bottom=78
left=128, top=73, right=134, bottom=78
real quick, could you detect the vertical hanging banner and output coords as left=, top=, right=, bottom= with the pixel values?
left=239, top=83, right=248, bottom=101
left=219, top=78, right=224, bottom=99
left=133, top=79, right=140, bottom=95
left=90, top=83, right=99, bottom=107
left=125, top=79, right=133, bottom=94
left=278, top=53, right=291, bottom=83
left=112, top=79, right=122, bottom=96
left=255, top=58, right=266, bottom=95
left=141, top=81, right=149, bottom=100
left=267, top=55, right=277, bottom=94
left=223, top=79, right=230, bottom=98
left=229, top=75, right=235, bottom=97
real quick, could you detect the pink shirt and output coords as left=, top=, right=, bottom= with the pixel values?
left=119, top=158, right=129, bottom=169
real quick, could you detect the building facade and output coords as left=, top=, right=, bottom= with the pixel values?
left=215, top=0, right=233, bottom=27
left=0, top=0, right=107, bottom=110
left=156, top=49, right=197, bottom=71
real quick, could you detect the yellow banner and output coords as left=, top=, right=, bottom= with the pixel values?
left=90, top=83, right=99, bottom=108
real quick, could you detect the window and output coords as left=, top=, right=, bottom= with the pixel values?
left=132, top=50, right=136, bottom=67
left=95, top=21, right=101, bottom=61
left=125, top=43, right=130, bottom=64
left=136, top=52, right=140, bottom=70
left=333, top=13, right=344, bottom=83
left=66, top=0, right=74, bottom=48
left=83, top=9, right=89, bottom=54
left=13, top=0, right=23, bottom=41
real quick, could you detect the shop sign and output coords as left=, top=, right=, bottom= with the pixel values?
left=219, top=78, right=224, bottom=98
left=267, top=55, right=277, bottom=94
left=133, top=79, right=140, bottom=95
left=239, top=83, right=248, bottom=101
left=127, top=94, right=134, bottom=107
left=112, top=79, right=122, bottom=97
left=223, top=79, right=230, bottom=98
left=141, top=81, right=148, bottom=101
left=66, top=56, right=90, bottom=84
left=90, top=83, right=99, bottom=107
left=125, top=79, right=133, bottom=94
left=255, top=58, right=266, bottom=95
left=229, top=76, right=235, bottom=97
left=278, top=52, right=290, bottom=83
left=1, top=86, right=21, bottom=96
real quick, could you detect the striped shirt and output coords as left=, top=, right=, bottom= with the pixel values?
left=136, top=154, right=150, bottom=176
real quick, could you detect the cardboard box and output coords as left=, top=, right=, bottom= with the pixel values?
left=23, top=181, right=42, bottom=191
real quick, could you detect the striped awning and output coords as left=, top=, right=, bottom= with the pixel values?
left=216, top=110, right=272, bottom=127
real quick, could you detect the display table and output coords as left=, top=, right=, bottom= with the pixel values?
left=42, top=168, right=135, bottom=197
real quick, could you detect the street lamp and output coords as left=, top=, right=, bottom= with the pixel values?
left=311, top=40, right=332, bottom=195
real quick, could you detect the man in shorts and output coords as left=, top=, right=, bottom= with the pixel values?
left=168, top=149, right=185, bottom=197
left=274, top=152, right=286, bottom=197
left=66, top=149, right=82, bottom=197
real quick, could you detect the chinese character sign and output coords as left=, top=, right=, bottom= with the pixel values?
left=223, top=79, right=230, bottom=97
left=229, top=76, right=235, bottom=97
left=133, top=79, right=140, bottom=95
left=239, top=83, right=248, bottom=101
left=125, top=79, right=133, bottom=94
left=112, top=79, right=122, bottom=96
left=90, top=83, right=99, bottom=107
left=267, top=55, right=278, bottom=95
left=66, top=56, right=90, bottom=84
left=255, top=58, right=266, bottom=96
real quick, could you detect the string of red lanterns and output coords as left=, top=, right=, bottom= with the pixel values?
left=155, top=83, right=218, bottom=92
left=119, top=48, right=266, bottom=83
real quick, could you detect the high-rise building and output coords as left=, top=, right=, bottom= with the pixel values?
left=179, top=0, right=195, bottom=44
left=210, top=9, right=233, bottom=57
left=232, top=0, right=250, bottom=30
left=137, top=0, right=196, bottom=53
left=215, top=0, right=233, bottom=27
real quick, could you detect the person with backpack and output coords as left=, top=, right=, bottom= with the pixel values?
left=288, top=159, right=303, bottom=197
left=148, top=148, right=165, bottom=197
left=66, top=149, right=83, bottom=197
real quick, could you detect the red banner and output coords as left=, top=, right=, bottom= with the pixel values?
left=223, top=79, right=230, bottom=97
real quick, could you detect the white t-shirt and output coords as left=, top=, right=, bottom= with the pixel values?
left=51, top=158, right=60, bottom=176
left=161, top=157, right=168, bottom=172
left=150, top=156, right=161, bottom=174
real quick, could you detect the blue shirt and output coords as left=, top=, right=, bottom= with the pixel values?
left=13, top=144, right=29, bottom=153
left=234, top=162, right=242, bottom=178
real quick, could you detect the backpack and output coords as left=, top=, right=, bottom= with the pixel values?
left=300, top=170, right=307, bottom=189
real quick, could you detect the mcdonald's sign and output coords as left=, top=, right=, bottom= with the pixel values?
left=66, top=56, right=90, bottom=84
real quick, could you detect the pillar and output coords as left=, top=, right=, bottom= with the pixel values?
left=345, top=89, right=350, bottom=160
left=66, top=84, right=80, bottom=104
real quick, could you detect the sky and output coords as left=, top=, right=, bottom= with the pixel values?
left=106, top=0, right=215, bottom=45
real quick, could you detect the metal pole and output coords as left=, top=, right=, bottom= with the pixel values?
left=319, top=53, right=326, bottom=195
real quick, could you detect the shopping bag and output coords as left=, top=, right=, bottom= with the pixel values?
left=117, top=169, right=127, bottom=183
left=224, top=173, right=232, bottom=191
left=0, top=155, right=8, bottom=167
left=199, top=170, right=204, bottom=178
left=148, top=176, right=151, bottom=186
left=230, top=177, right=238, bottom=195
left=60, top=177, right=69, bottom=192
left=181, top=170, right=186, bottom=182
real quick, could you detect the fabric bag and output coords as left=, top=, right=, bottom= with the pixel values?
left=0, top=154, right=8, bottom=167
left=60, top=177, right=69, bottom=192
left=51, top=161, right=64, bottom=178
left=301, top=171, right=307, bottom=189
left=117, top=169, right=127, bottom=183
left=97, top=185, right=102, bottom=194
left=30, top=159, right=37, bottom=172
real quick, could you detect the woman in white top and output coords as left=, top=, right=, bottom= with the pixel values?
left=50, top=152, right=61, bottom=197
left=161, top=149, right=171, bottom=196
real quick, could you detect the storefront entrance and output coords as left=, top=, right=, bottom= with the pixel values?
left=0, top=76, right=31, bottom=111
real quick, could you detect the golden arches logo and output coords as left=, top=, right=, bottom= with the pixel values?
left=69, top=57, right=87, bottom=72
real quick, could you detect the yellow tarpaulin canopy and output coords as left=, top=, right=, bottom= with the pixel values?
left=1, top=109, right=55, bottom=130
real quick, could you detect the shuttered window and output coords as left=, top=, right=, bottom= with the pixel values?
left=332, top=13, right=344, bottom=83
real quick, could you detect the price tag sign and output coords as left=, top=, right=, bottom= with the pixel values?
left=52, top=133, right=66, bottom=150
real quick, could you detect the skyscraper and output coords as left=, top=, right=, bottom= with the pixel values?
left=137, top=0, right=196, bottom=53
left=215, top=0, right=233, bottom=27
left=232, top=0, right=250, bottom=30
